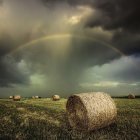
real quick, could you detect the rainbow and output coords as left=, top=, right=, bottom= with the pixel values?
left=9, top=33, right=125, bottom=56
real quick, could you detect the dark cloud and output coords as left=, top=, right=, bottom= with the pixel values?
left=0, top=0, right=140, bottom=96
left=10, top=36, right=120, bottom=93
left=0, top=33, right=15, bottom=56
left=83, top=0, right=140, bottom=55
left=94, top=55, right=140, bottom=82
left=84, top=0, right=140, bottom=31
left=42, top=0, right=93, bottom=6
left=0, top=56, right=29, bottom=87
left=0, top=33, right=18, bottom=86
left=111, top=31, right=140, bottom=55
left=81, top=55, right=140, bottom=95
left=0, top=0, right=3, bottom=5
left=0, top=32, right=33, bottom=87
left=42, top=0, right=140, bottom=55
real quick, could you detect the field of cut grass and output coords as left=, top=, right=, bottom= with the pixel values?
left=0, top=98, right=140, bottom=140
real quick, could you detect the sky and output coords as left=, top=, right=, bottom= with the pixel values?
left=0, top=0, right=140, bottom=97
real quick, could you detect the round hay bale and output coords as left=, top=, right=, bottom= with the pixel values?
left=66, top=92, right=117, bottom=131
left=35, top=96, right=39, bottom=99
left=32, top=96, right=35, bottom=99
left=9, top=96, right=13, bottom=99
left=13, top=95, right=21, bottom=101
left=128, top=94, right=135, bottom=99
left=52, top=95, right=60, bottom=101
left=32, top=96, right=39, bottom=99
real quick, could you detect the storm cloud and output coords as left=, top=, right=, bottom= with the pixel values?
left=81, top=55, right=140, bottom=95
left=84, top=0, right=140, bottom=55
left=43, top=0, right=140, bottom=55
left=0, top=0, right=140, bottom=97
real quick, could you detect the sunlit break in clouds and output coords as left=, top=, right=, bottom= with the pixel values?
left=0, top=0, right=140, bottom=97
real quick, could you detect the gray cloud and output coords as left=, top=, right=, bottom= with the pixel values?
left=0, top=0, right=3, bottom=5
left=0, top=0, right=117, bottom=89
left=42, top=0, right=93, bottom=7
left=42, top=0, right=140, bottom=55
left=89, top=55, right=140, bottom=82
left=81, top=55, right=140, bottom=95
left=83, top=0, right=140, bottom=55
left=0, top=0, right=71, bottom=87
left=0, top=33, right=28, bottom=87
left=85, top=0, right=140, bottom=30
left=0, top=0, right=140, bottom=97
left=10, top=35, right=120, bottom=93
left=0, top=56, right=29, bottom=87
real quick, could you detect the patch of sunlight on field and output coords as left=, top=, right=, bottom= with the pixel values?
left=115, top=99, right=140, bottom=117
left=22, top=98, right=67, bottom=111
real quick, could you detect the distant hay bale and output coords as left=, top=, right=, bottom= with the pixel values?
left=13, top=95, right=21, bottom=101
left=35, top=96, right=39, bottom=99
left=66, top=92, right=117, bottom=131
left=128, top=94, right=135, bottom=99
left=9, top=96, right=13, bottom=99
left=52, top=95, right=60, bottom=101
left=32, top=96, right=40, bottom=99
left=32, top=96, right=35, bottom=99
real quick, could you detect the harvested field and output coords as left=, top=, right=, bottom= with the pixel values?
left=0, top=98, right=140, bottom=140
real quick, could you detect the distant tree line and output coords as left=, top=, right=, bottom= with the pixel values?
left=112, top=95, right=140, bottom=98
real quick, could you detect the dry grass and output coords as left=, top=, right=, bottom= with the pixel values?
left=0, top=98, right=140, bottom=140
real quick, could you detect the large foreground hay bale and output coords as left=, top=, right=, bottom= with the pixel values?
left=13, top=95, right=21, bottom=101
left=128, top=94, right=135, bottom=99
left=52, top=95, right=60, bottom=101
left=66, top=92, right=117, bottom=131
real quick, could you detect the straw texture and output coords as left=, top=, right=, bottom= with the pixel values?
left=66, top=92, right=117, bottom=131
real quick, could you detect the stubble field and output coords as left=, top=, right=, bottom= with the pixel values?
left=0, top=98, right=140, bottom=140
